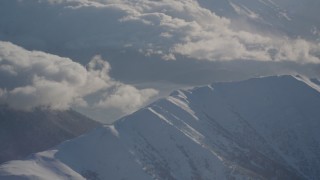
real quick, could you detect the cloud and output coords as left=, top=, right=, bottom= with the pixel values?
left=174, top=33, right=320, bottom=63
left=1, top=0, right=319, bottom=64
left=96, top=84, right=158, bottom=113
left=1, top=0, right=320, bottom=122
left=0, top=41, right=157, bottom=112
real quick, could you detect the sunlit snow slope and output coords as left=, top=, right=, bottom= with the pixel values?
left=1, top=75, right=320, bottom=179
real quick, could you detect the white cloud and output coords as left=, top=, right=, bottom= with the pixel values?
left=7, top=0, right=318, bottom=63
left=0, top=41, right=158, bottom=112
left=1, top=0, right=320, bottom=122
left=96, top=84, right=158, bottom=113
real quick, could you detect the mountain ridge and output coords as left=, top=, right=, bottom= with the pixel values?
left=1, top=75, right=319, bottom=179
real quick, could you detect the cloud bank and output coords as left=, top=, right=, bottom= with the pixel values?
left=1, top=0, right=320, bottom=122
left=0, top=41, right=158, bottom=112
left=1, top=0, right=319, bottom=63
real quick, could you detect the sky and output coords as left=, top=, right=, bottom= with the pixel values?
left=0, top=0, right=320, bottom=123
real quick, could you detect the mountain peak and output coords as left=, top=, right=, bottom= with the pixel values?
left=1, top=75, right=320, bottom=179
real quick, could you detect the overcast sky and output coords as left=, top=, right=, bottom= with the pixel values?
left=0, top=0, right=320, bottom=122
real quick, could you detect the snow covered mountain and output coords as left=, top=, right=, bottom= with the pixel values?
left=1, top=75, right=320, bottom=179
left=0, top=107, right=100, bottom=164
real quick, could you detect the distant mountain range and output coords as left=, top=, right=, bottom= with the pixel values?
left=1, top=75, right=320, bottom=179
left=0, top=107, right=100, bottom=164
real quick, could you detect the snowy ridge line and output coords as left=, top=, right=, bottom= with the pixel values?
left=0, top=75, right=319, bottom=179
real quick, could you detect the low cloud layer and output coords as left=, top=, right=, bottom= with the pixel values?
left=0, top=41, right=158, bottom=112
left=1, top=0, right=319, bottom=63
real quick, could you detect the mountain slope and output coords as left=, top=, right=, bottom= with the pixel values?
left=1, top=75, right=320, bottom=179
left=0, top=107, right=100, bottom=164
